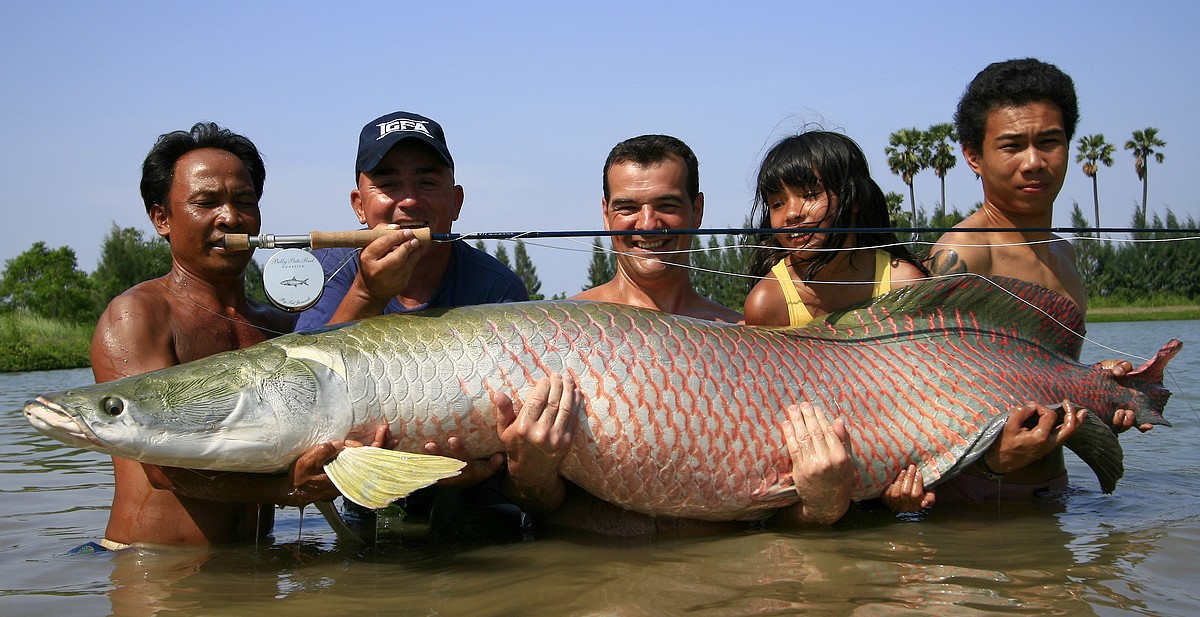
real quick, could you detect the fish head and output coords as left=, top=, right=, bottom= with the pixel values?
left=23, top=344, right=354, bottom=473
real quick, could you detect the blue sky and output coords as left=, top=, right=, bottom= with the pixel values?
left=2, top=2, right=1196, bottom=298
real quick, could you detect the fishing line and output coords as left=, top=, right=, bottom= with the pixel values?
left=570, top=234, right=1194, bottom=398
left=200, top=227, right=1198, bottom=401
left=155, top=279, right=295, bottom=337
left=436, top=226, right=1200, bottom=241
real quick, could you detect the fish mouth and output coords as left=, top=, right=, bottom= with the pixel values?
left=23, top=397, right=103, bottom=450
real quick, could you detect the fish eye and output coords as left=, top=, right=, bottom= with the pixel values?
left=101, top=397, right=124, bottom=416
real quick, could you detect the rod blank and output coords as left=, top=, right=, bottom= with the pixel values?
left=223, top=226, right=1200, bottom=251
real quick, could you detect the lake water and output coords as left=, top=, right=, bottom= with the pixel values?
left=1, top=321, right=1197, bottom=616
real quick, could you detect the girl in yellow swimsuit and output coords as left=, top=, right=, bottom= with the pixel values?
left=743, top=131, right=928, bottom=327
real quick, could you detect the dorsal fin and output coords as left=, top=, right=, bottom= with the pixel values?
left=813, top=275, right=1086, bottom=361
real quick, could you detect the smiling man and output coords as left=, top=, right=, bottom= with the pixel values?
left=573, top=134, right=742, bottom=322
left=296, top=111, right=528, bottom=329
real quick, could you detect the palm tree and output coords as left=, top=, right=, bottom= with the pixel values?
left=925, top=123, right=958, bottom=220
left=1124, top=127, right=1166, bottom=221
left=884, top=191, right=906, bottom=225
left=1075, top=134, right=1115, bottom=228
left=885, top=128, right=929, bottom=224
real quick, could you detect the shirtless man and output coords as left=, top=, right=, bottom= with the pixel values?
left=921, top=59, right=1142, bottom=502
left=495, top=135, right=855, bottom=536
left=92, top=123, right=346, bottom=547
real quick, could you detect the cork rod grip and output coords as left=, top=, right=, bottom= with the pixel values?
left=223, top=234, right=252, bottom=251
left=309, top=228, right=432, bottom=249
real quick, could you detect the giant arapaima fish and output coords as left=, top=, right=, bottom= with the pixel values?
left=23, top=276, right=1177, bottom=521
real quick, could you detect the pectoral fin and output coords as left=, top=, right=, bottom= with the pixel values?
left=324, top=446, right=466, bottom=509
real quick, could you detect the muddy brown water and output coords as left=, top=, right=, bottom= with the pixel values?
left=2, top=320, right=1196, bottom=616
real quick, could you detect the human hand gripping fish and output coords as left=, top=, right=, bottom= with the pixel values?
left=495, top=373, right=582, bottom=515
left=776, top=402, right=854, bottom=526
left=1094, top=360, right=1154, bottom=433
left=285, top=425, right=398, bottom=505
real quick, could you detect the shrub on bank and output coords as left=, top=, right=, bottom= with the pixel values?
left=0, top=311, right=92, bottom=372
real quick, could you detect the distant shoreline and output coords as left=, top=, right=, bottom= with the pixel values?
left=1086, top=305, right=1200, bottom=323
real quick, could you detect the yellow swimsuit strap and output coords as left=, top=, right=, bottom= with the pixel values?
left=771, top=259, right=815, bottom=326
left=871, top=249, right=894, bottom=297
left=776, top=251, right=895, bottom=327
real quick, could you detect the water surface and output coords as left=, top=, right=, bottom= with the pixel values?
left=1, top=321, right=1196, bottom=616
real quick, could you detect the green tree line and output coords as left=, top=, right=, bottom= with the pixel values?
left=0, top=224, right=265, bottom=326
left=1072, top=204, right=1200, bottom=304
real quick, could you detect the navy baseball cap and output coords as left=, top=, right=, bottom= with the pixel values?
left=356, top=111, right=454, bottom=175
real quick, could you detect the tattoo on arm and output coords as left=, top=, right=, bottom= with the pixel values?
left=929, top=249, right=968, bottom=275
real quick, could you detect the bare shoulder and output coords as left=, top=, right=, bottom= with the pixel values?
left=889, top=260, right=927, bottom=289
left=1050, top=233, right=1078, bottom=259
left=570, top=282, right=614, bottom=302
left=743, top=275, right=790, bottom=326
left=91, top=279, right=177, bottom=381
left=94, top=279, right=174, bottom=337
left=928, top=232, right=994, bottom=276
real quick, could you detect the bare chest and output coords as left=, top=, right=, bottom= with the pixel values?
left=987, top=246, right=1087, bottom=310
left=172, top=308, right=274, bottom=364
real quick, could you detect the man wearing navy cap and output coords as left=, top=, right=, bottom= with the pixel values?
left=298, top=111, right=552, bottom=541
left=297, top=111, right=527, bottom=328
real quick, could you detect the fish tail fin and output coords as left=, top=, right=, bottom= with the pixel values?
left=1065, top=409, right=1124, bottom=493
left=324, top=446, right=466, bottom=510
left=1116, top=339, right=1181, bottom=427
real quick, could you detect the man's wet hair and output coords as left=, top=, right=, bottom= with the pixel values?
left=603, top=134, right=700, bottom=202
left=954, top=58, right=1079, bottom=155
left=140, top=122, right=266, bottom=214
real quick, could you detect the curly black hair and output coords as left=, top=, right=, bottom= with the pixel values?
left=954, top=58, right=1078, bottom=155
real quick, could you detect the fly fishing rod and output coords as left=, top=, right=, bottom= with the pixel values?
left=231, top=225, right=1200, bottom=312
left=222, top=226, right=1200, bottom=251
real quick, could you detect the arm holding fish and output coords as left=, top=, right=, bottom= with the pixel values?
left=152, top=426, right=395, bottom=506
left=981, top=401, right=1085, bottom=475
left=420, top=438, right=505, bottom=487
left=495, top=373, right=581, bottom=514
left=775, top=402, right=854, bottom=526
left=326, top=225, right=427, bottom=325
